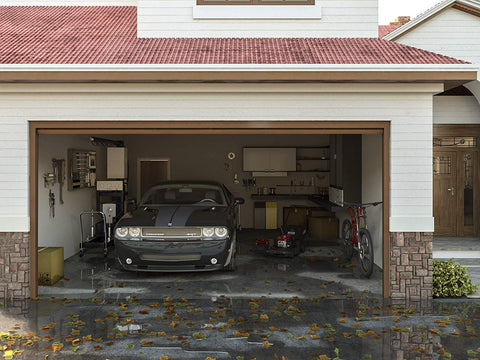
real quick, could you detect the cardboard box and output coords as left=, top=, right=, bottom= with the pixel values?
left=283, top=207, right=334, bottom=227
left=38, top=247, right=64, bottom=286
left=265, top=201, right=277, bottom=229
left=308, top=216, right=339, bottom=241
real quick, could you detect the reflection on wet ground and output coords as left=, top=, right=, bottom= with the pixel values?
left=1, top=231, right=479, bottom=359
left=2, top=295, right=480, bottom=359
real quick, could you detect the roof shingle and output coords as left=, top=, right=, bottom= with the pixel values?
left=0, top=6, right=469, bottom=65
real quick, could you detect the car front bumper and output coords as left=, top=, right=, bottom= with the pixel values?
left=115, top=238, right=232, bottom=272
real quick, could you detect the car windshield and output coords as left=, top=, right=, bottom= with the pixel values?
left=141, top=184, right=226, bottom=206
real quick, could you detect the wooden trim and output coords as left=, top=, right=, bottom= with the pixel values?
left=29, top=123, right=38, bottom=299
left=1, top=71, right=476, bottom=83
left=452, top=3, right=480, bottom=18
left=382, top=122, right=390, bottom=299
left=434, top=124, right=480, bottom=137
left=33, top=120, right=388, bottom=130
left=29, top=120, right=391, bottom=299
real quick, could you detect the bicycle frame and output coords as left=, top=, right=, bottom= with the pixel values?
left=347, top=206, right=368, bottom=249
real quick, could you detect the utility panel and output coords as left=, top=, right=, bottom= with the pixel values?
left=107, top=147, right=128, bottom=179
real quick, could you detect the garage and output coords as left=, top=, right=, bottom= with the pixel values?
left=30, top=121, right=389, bottom=300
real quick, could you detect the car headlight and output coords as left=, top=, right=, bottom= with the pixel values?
left=129, top=227, right=141, bottom=238
left=115, top=227, right=129, bottom=238
left=214, top=227, right=228, bottom=238
left=202, top=227, right=215, bottom=238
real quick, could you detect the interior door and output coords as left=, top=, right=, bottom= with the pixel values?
left=138, top=160, right=169, bottom=199
left=433, top=151, right=457, bottom=236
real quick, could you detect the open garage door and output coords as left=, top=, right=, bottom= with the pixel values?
left=30, top=121, right=390, bottom=298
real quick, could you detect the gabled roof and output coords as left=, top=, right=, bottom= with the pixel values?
left=379, top=24, right=402, bottom=38
left=0, top=6, right=469, bottom=65
left=383, top=0, right=480, bottom=41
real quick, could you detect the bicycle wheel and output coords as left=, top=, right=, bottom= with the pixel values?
left=341, top=219, right=354, bottom=260
left=358, top=228, right=374, bottom=278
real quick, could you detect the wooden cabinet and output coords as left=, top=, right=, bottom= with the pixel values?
left=243, top=148, right=296, bottom=172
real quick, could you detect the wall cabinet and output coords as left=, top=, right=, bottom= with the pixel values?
left=243, top=148, right=296, bottom=172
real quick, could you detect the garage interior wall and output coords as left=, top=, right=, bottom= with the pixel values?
left=125, top=134, right=329, bottom=229
left=362, top=134, right=383, bottom=268
left=37, top=135, right=107, bottom=259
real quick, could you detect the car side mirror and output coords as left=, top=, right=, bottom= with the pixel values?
left=234, top=197, right=245, bottom=205
left=127, top=199, right=137, bottom=212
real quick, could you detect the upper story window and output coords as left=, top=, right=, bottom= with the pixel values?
left=197, top=0, right=314, bottom=5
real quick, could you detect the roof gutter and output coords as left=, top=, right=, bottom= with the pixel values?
left=0, top=63, right=477, bottom=83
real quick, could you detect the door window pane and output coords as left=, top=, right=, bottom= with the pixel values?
left=433, top=156, right=452, bottom=176
left=464, top=153, right=474, bottom=226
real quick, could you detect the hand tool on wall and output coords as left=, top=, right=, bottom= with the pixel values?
left=49, top=189, right=55, bottom=218
left=53, top=159, right=66, bottom=204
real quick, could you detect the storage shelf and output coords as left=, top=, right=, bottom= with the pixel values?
left=297, top=158, right=330, bottom=161
left=276, top=184, right=315, bottom=187
left=293, top=170, right=330, bottom=173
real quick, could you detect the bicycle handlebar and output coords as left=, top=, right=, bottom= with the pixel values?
left=339, top=201, right=383, bottom=207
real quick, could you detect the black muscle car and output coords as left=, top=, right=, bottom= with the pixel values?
left=114, top=181, right=244, bottom=272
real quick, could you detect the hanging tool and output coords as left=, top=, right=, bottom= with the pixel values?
left=53, top=159, right=66, bottom=204
left=49, top=189, right=55, bottom=218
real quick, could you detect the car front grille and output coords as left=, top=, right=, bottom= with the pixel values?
left=142, top=227, right=202, bottom=239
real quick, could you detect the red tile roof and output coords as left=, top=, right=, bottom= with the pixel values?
left=0, top=6, right=468, bottom=65
left=379, top=24, right=402, bottom=39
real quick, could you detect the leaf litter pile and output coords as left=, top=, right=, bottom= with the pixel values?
left=1, top=283, right=480, bottom=359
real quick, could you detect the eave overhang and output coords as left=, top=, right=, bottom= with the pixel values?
left=0, top=64, right=477, bottom=83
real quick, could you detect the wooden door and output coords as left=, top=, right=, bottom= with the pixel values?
left=433, top=151, right=457, bottom=236
left=138, top=160, right=169, bottom=199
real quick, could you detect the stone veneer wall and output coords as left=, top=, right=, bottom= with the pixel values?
left=390, top=232, right=433, bottom=300
left=0, top=232, right=30, bottom=299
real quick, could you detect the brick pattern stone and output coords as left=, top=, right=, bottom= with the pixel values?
left=0, top=232, right=30, bottom=299
left=390, top=232, right=433, bottom=300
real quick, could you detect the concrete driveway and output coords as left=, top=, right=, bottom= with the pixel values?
left=1, top=232, right=480, bottom=359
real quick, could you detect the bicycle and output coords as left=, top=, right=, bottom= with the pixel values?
left=341, top=202, right=382, bottom=278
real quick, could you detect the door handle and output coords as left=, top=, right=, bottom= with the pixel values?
left=448, top=187, right=455, bottom=196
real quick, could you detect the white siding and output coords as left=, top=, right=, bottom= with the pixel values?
left=137, top=0, right=379, bottom=38
left=395, top=8, right=480, bottom=65
left=0, top=82, right=440, bottom=233
left=434, top=96, right=480, bottom=124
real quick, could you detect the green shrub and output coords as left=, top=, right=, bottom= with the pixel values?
left=433, top=259, right=477, bottom=298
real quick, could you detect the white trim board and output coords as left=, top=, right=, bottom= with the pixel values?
left=390, top=217, right=435, bottom=233
left=0, top=217, right=30, bottom=232
left=192, top=3, right=321, bottom=19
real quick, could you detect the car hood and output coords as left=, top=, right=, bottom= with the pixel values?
left=117, top=205, right=230, bottom=227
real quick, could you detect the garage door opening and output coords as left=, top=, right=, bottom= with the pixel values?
left=30, top=121, right=389, bottom=299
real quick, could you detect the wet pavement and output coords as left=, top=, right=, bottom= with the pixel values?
left=2, top=231, right=480, bottom=359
